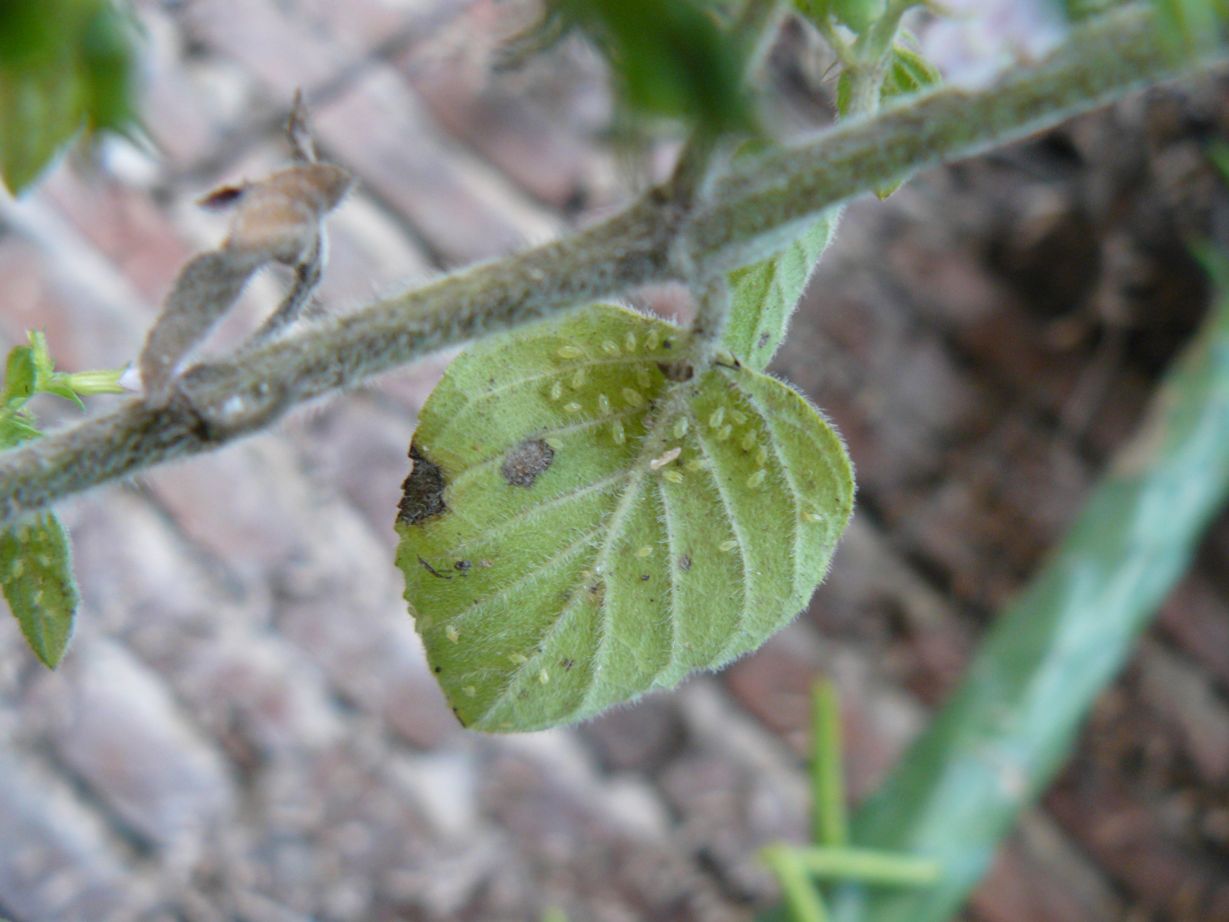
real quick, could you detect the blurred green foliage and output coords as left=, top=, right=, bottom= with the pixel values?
left=556, top=0, right=751, bottom=133
left=0, top=0, right=139, bottom=194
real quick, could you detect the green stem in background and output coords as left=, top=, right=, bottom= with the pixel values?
left=0, top=4, right=1224, bottom=526
left=792, top=848, right=941, bottom=886
left=818, top=265, right=1229, bottom=922
left=763, top=847, right=833, bottom=922
left=811, top=680, right=850, bottom=847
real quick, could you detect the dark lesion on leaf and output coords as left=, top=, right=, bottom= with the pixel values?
left=397, top=443, right=448, bottom=525
left=501, top=437, right=555, bottom=487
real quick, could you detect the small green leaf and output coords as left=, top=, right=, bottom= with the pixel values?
left=397, top=304, right=854, bottom=732
left=3, top=346, right=38, bottom=407
left=885, top=46, right=942, bottom=98
left=0, top=410, right=41, bottom=449
left=725, top=213, right=839, bottom=371
left=1, top=511, right=79, bottom=669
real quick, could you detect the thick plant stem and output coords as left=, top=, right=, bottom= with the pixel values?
left=823, top=278, right=1229, bottom=922
left=0, top=4, right=1225, bottom=525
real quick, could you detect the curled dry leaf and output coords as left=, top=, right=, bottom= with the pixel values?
left=138, top=162, right=353, bottom=402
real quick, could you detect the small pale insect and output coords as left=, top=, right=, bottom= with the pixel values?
left=611, top=420, right=626, bottom=445
left=741, top=431, right=757, bottom=451
left=622, top=387, right=645, bottom=408
left=649, top=447, right=682, bottom=471
left=463, top=685, right=477, bottom=698
left=545, top=437, right=564, bottom=451
left=564, top=401, right=583, bottom=414
left=509, top=652, right=529, bottom=665
left=719, top=539, right=739, bottom=553
left=730, top=409, right=748, bottom=425
left=549, top=379, right=563, bottom=401
left=597, top=393, right=612, bottom=414
left=673, top=417, right=689, bottom=439
left=646, top=329, right=661, bottom=351
left=685, top=459, right=705, bottom=472
left=755, top=446, right=768, bottom=466
left=601, top=339, right=620, bottom=356
left=558, top=344, right=584, bottom=360
left=571, top=367, right=587, bottom=388
left=635, top=366, right=652, bottom=388
left=624, top=331, right=637, bottom=352
left=663, top=469, right=684, bottom=484
left=747, top=469, right=767, bottom=489
left=708, top=406, right=726, bottom=429
left=636, top=545, right=653, bottom=558
left=446, top=625, right=460, bottom=643
left=538, top=669, right=551, bottom=685
left=716, top=425, right=733, bottom=442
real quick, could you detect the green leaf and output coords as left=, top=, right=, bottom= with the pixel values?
left=1, top=511, right=79, bottom=669
left=3, top=345, right=38, bottom=407
left=397, top=304, right=854, bottom=732
left=831, top=0, right=885, bottom=32
left=1149, top=0, right=1224, bottom=54
left=560, top=0, right=750, bottom=133
left=884, top=46, right=942, bottom=98
left=0, top=0, right=137, bottom=194
left=724, top=213, right=839, bottom=371
left=0, top=410, right=41, bottom=449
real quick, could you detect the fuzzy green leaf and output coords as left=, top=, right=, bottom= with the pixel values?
left=725, top=213, right=839, bottom=371
left=397, top=304, right=853, bottom=732
left=1, top=511, right=79, bottom=668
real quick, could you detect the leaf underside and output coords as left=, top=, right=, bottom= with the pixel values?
left=1, top=512, right=79, bottom=669
left=397, top=304, right=854, bottom=732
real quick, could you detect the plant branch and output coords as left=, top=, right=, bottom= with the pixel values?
left=0, top=3, right=1224, bottom=526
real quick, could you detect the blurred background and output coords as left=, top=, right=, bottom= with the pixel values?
left=0, top=1, right=1227, bottom=920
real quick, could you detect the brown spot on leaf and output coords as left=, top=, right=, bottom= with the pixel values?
left=501, top=437, right=555, bottom=487
left=658, top=360, right=694, bottom=382
left=640, top=574, right=650, bottom=581
left=455, top=560, right=472, bottom=572
left=398, top=444, right=448, bottom=525
left=679, top=554, right=692, bottom=571
left=561, top=658, right=575, bottom=671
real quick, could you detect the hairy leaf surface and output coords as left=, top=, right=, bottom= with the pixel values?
left=725, top=214, right=838, bottom=371
left=397, top=304, right=853, bottom=732
left=1, top=512, right=78, bottom=668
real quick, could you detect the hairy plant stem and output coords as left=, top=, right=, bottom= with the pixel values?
left=0, top=4, right=1223, bottom=526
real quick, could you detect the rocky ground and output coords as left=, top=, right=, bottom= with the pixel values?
left=0, top=2, right=1227, bottom=920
